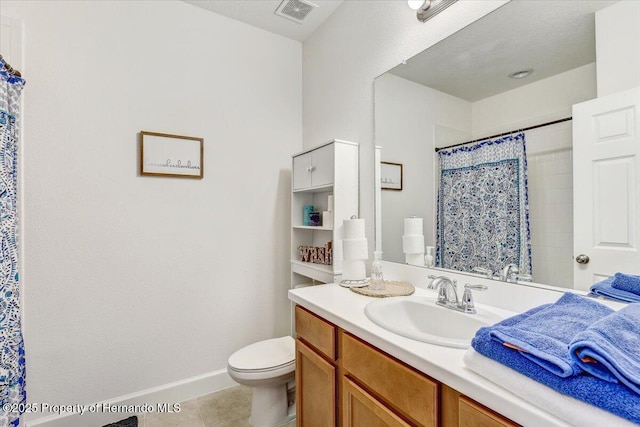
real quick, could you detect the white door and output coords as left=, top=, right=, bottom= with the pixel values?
left=573, top=87, right=640, bottom=290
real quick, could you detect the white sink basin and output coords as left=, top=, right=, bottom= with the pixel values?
left=364, top=296, right=503, bottom=348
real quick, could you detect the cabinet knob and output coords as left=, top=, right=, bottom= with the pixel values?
left=307, top=166, right=316, bottom=172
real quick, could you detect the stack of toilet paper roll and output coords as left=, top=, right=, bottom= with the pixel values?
left=403, top=217, right=424, bottom=266
left=341, top=217, right=368, bottom=282
left=322, top=195, right=333, bottom=228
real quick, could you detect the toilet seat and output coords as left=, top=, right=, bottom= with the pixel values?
left=228, top=336, right=295, bottom=373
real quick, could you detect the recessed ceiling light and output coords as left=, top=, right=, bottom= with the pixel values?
left=509, top=69, right=533, bottom=79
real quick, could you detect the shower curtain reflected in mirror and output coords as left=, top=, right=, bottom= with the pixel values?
left=0, top=58, right=26, bottom=426
left=437, top=133, right=532, bottom=278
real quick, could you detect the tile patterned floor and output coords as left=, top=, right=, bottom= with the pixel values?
left=140, top=385, right=296, bottom=427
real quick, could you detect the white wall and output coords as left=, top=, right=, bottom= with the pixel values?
left=471, top=63, right=597, bottom=137
left=375, top=73, right=470, bottom=263
left=302, top=0, right=508, bottom=260
left=524, top=122, right=574, bottom=288
left=596, top=0, right=640, bottom=97
left=2, top=0, right=301, bottom=423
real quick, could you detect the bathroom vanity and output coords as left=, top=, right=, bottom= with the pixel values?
left=294, top=304, right=517, bottom=427
left=288, top=265, right=628, bottom=427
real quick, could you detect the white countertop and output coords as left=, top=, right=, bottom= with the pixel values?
left=288, top=282, right=570, bottom=427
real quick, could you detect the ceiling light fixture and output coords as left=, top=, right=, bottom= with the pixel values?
left=407, top=0, right=427, bottom=10
left=408, top=0, right=458, bottom=23
left=509, top=69, right=534, bottom=79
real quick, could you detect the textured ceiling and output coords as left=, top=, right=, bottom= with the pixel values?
left=183, top=0, right=344, bottom=41
left=389, top=0, right=615, bottom=102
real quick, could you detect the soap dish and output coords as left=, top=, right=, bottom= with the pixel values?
left=339, top=279, right=369, bottom=288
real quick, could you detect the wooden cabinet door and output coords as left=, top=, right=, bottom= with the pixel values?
left=459, top=396, right=520, bottom=427
left=342, top=377, right=411, bottom=427
left=296, top=339, right=336, bottom=427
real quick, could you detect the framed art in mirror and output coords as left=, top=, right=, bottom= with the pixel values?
left=381, top=161, right=403, bottom=191
left=140, top=131, right=204, bottom=179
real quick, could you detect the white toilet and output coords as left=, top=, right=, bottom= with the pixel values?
left=227, top=336, right=296, bottom=427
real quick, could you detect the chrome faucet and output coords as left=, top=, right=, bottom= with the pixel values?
left=434, top=276, right=459, bottom=307
left=461, top=284, right=488, bottom=313
left=428, top=275, right=487, bottom=314
left=500, top=264, right=519, bottom=283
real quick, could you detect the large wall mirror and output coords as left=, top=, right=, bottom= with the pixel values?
left=374, top=0, right=639, bottom=292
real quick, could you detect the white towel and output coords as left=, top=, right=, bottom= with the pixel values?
left=462, top=348, right=637, bottom=427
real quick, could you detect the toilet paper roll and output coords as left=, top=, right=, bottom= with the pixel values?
left=342, top=238, right=368, bottom=261
left=402, top=234, right=425, bottom=254
left=343, top=218, right=365, bottom=240
left=404, top=217, right=424, bottom=236
left=405, top=253, right=425, bottom=266
left=322, top=211, right=333, bottom=229
left=327, top=195, right=334, bottom=212
left=342, top=259, right=367, bottom=281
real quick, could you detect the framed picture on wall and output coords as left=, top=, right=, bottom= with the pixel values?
left=381, top=161, right=403, bottom=191
left=140, top=131, right=204, bottom=179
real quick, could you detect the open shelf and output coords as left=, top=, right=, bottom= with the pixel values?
left=293, top=183, right=334, bottom=194
left=293, top=225, right=334, bottom=231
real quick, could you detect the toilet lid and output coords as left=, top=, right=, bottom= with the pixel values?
left=228, top=336, right=295, bottom=372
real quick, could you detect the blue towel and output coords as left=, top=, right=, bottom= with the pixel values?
left=612, top=273, right=640, bottom=295
left=472, top=312, right=640, bottom=424
left=570, top=303, right=640, bottom=396
left=589, top=277, right=640, bottom=303
left=489, top=292, right=614, bottom=377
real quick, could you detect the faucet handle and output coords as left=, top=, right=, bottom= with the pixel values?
left=461, top=283, right=487, bottom=314
left=516, top=273, right=533, bottom=282
left=472, top=267, right=493, bottom=279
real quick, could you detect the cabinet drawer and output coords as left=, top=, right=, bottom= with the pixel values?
left=342, top=376, right=411, bottom=427
left=295, top=306, right=337, bottom=361
left=340, top=332, right=438, bottom=427
left=459, top=396, right=520, bottom=427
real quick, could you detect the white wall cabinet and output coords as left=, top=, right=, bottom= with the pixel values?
left=291, top=140, right=359, bottom=286
left=292, top=142, right=335, bottom=190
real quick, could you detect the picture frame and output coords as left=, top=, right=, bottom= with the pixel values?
left=140, top=131, right=204, bottom=179
left=381, top=161, right=403, bottom=191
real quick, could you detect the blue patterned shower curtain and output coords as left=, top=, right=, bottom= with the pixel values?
left=437, top=133, right=532, bottom=277
left=0, top=58, right=26, bottom=426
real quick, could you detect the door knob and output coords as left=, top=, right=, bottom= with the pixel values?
left=575, top=254, right=590, bottom=264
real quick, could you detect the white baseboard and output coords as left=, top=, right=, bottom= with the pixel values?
left=25, top=369, right=236, bottom=427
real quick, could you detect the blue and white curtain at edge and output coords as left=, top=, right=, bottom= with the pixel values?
left=0, top=58, right=26, bottom=426
left=436, top=133, right=532, bottom=277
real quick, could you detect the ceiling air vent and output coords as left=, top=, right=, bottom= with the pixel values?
left=275, top=0, right=318, bottom=24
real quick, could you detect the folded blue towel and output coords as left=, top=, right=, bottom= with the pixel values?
left=570, top=303, right=640, bottom=396
left=589, top=276, right=640, bottom=303
left=612, top=273, right=640, bottom=295
left=489, top=292, right=614, bottom=377
left=472, top=312, right=640, bottom=424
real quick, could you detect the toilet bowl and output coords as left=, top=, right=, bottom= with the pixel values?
left=227, top=336, right=296, bottom=427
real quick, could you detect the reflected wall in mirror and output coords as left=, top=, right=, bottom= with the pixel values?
left=374, top=0, right=640, bottom=292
